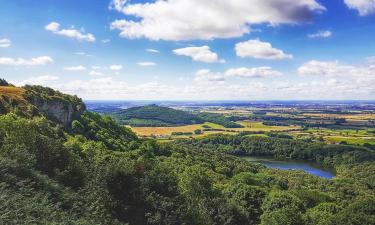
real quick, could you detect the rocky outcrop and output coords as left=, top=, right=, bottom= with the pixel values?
left=33, top=99, right=84, bottom=127
left=24, top=85, right=86, bottom=127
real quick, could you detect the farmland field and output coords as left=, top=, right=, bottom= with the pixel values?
left=130, top=121, right=301, bottom=138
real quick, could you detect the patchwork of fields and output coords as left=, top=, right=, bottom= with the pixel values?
left=126, top=105, right=375, bottom=146
left=131, top=121, right=300, bottom=138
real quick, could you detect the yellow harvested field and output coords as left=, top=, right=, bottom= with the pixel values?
left=131, top=121, right=300, bottom=137
left=234, top=121, right=300, bottom=132
left=303, top=113, right=375, bottom=120
left=131, top=124, right=205, bottom=136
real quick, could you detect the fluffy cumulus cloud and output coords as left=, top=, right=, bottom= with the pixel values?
left=225, top=67, right=283, bottom=78
left=16, top=75, right=59, bottom=86
left=137, top=62, right=157, bottom=66
left=109, top=65, right=123, bottom=71
left=0, top=56, right=53, bottom=66
left=109, top=0, right=325, bottom=41
left=45, top=22, right=96, bottom=42
left=173, top=46, right=225, bottom=63
left=194, top=69, right=226, bottom=82
left=235, top=39, right=293, bottom=60
left=194, top=66, right=283, bottom=82
left=308, top=30, right=332, bottom=39
left=298, top=59, right=375, bottom=84
left=0, top=38, right=11, bottom=48
left=344, top=0, right=375, bottom=15
left=15, top=73, right=373, bottom=100
left=64, top=65, right=86, bottom=71
left=89, top=70, right=105, bottom=76
left=298, top=60, right=356, bottom=76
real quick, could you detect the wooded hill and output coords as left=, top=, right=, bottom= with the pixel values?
left=111, top=104, right=243, bottom=128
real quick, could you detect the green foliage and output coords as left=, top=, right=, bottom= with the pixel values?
left=303, top=203, right=341, bottom=225
left=74, top=111, right=139, bottom=151
left=260, top=208, right=303, bottom=225
left=335, top=197, right=375, bottom=225
left=197, top=112, right=243, bottom=128
left=112, top=104, right=203, bottom=126
left=110, top=105, right=243, bottom=128
left=185, top=134, right=375, bottom=166
left=260, top=191, right=304, bottom=225
left=261, top=190, right=304, bottom=212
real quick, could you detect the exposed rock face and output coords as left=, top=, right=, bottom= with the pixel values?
left=0, top=83, right=86, bottom=127
left=34, top=100, right=84, bottom=127
left=24, top=85, right=86, bottom=127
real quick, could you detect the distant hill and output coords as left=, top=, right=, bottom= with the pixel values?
left=111, top=104, right=243, bottom=128
left=111, top=104, right=204, bottom=127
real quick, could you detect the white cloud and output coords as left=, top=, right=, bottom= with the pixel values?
left=45, top=22, right=96, bottom=42
left=367, top=56, right=375, bottom=64
left=137, top=62, right=157, bottom=67
left=75, top=52, right=93, bottom=57
left=109, top=0, right=128, bottom=12
left=0, top=56, right=53, bottom=66
left=308, top=30, right=332, bottom=39
left=225, top=67, right=283, bottom=78
left=92, top=66, right=102, bottom=70
left=194, top=69, right=226, bottom=82
left=298, top=60, right=355, bottom=76
left=89, top=70, right=105, bottom=76
left=64, top=65, right=86, bottom=71
left=194, top=66, right=282, bottom=82
left=20, top=75, right=373, bottom=100
left=109, top=65, right=123, bottom=70
left=235, top=39, right=293, bottom=60
left=109, top=0, right=325, bottom=41
left=0, top=38, right=11, bottom=48
left=17, top=75, right=59, bottom=86
left=297, top=59, right=375, bottom=80
left=173, top=46, right=225, bottom=63
left=146, top=49, right=159, bottom=53
left=344, top=0, right=375, bottom=16
left=102, top=39, right=111, bottom=44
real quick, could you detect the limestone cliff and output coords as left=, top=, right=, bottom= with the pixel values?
left=0, top=83, right=85, bottom=127
left=24, top=85, right=86, bottom=127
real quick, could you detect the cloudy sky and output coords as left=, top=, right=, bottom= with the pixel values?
left=0, top=0, right=374, bottom=100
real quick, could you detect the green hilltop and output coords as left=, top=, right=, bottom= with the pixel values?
left=111, top=104, right=243, bottom=128
left=112, top=104, right=204, bottom=126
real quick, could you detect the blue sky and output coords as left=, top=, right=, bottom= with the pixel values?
left=0, top=0, right=374, bottom=100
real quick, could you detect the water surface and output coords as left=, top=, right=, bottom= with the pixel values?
left=243, top=156, right=335, bottom=179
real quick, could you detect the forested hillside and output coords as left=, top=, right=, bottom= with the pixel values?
left=111, top=104, right=242, bottom=128
left=0, top=81, right=374, bottom=225
left=112, top=104, right=204, bottom=126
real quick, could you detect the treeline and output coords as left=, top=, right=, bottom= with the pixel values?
left=112, top=104, right=203, bottom=126
left=180, top=135, right=375, bottom=166
left=111, top=105, right=243, bottom=128
left=197, top=112, right=244, bottom=128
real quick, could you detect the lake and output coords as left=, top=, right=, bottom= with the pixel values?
left=242, top=156, right=336, bottom=179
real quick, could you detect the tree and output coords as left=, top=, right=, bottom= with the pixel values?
left=0, top=78, right=10, bottom=86
left=194, top=129, right=203, bottom=135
